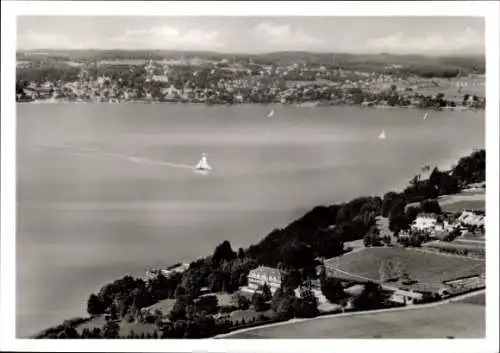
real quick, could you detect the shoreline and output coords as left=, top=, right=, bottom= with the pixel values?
left=16, top=100, right=484, bottom=112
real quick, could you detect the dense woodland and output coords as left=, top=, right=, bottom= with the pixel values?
left=34, top=149, right=485, bottom=338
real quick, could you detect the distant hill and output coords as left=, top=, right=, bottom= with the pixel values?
left=16, top=50, right=485, bottom=76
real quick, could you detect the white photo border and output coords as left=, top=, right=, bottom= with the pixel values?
left=1, top=1, right=499, bottom=352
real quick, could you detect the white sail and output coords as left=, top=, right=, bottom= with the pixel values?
left=195, top=153, right=211, bottom=171
left=423, top=113, right=429, bottom=120
left=267, top=108, right=274, bottom=118
left=379, top=130, right=386, bottom=140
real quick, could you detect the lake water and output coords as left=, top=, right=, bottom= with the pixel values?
left=16, top=103, right=484, bottom=337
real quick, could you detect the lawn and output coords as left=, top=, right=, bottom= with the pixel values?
left=75, top=315, right=107, bottom=335
left=224, top=299, right=485, bottom=338
left=143, top=298, right=176, bottom=316
left=230, top=309, right=274, bottom=324
left=324, top=247, right=485, bottom=292
left=215, top=293, right=234, bottom=307
left=119, top=320, right=157, bottom=337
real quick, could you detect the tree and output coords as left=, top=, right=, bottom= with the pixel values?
left=86, top=294, right=106, bottom=316
left=420, top=199, right=442, bottom=215
left=379, top=261, right=389, bottom=282
left=321, top=277, right=346, bottom=304
left=294, top=286, right=319, bottom=318
left=212, top=240, right=236, bottom=267
left=406, top=206, right=421, bottom=223
left=251, top=292, right=267, bottom=312
left=238, top=272, right=247, bottom=287
left=363, top=233, right=372, bottom=247
left=169, top=298, right=188, bottom=321
left=109, top=303, right=118, bottom=320
left=271, top=288, right=296, bottom=320
left=231, top=293, right=250, bottom=310
left=352, top=282, right=387, bottom=310
left=260, top=283, right=272, bottom=302
left=103, top=320, right=120, bottom=338
left=195, top=294, right=219, bottom=315
left=401, top=271, right=413, bottom=285
left=392, top=258, right=404, bottom=280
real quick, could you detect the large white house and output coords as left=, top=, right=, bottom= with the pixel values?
left=411, top=213, right=438, bottom=231
left=243, top=266, right=282, bottom=294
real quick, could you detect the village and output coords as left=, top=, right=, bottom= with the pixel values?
left=16, top=56, right=486, bottom=110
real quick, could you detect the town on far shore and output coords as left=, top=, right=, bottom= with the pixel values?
left=34, top=149, right=486, bottom=339
left=16, top=50, right=485, bottom=110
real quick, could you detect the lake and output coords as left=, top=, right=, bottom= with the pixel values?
left=16, top=103, right=484, bottom=337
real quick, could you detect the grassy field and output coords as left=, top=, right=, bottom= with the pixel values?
left=438, top=191, right=485, bottom=213
left=455, top=292, right=485, bottom=306
left=118, top=321, right=157, bottom=337
left=225, top=298, right=485, bottom=338
left=230, top=309, right=274, bottom=324
left=451, top=239, right=485, bottom=249
left=324, top=247, right=484, bottom=292
left=143, top=298, right=176, bottom=315
left=75, top=315, right=107, bottom=335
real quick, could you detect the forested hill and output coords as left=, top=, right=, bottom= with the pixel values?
left=17, top=50, right=485, bottom=77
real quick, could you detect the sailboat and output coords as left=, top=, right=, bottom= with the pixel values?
left=267, top=108, right=275, bottom=118
left=379, top=130, right=386, bottom=140
left=423, top=113, right=429, bottom=120
left=194, top=153, right=212, bottom=173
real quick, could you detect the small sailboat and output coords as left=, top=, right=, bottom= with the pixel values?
left=194, top=153, right=212, bottom=173
left=423, top=113, right=429, bottom=120
left=379, top=130, right=386, bottom=140
left=267, top=108, right=274, bottom=118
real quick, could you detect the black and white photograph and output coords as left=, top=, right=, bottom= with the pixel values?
left=1, top=1, right=499, bottom=352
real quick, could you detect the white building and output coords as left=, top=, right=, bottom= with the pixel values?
left=294, top=287, right=328, bottom=304
left=458, top=210, right=485, bottom=227
left=389, top=289, right=423, bottom=305
left=411, top=213, right=438, bottom=231
left=243, top=266, right=282, bottom=294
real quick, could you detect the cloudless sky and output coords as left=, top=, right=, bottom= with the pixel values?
left=17, top=16, right=485, bottom=55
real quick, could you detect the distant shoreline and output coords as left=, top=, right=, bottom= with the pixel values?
left=16, top=100, right=483, bottom=112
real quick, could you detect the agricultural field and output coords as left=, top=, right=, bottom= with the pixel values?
left=455, top=292, right=485, bottom=306
left=422, top=240, right=485, bottom=259
left=438, top=191, right=485, bottom=213
left=224, top=294, right=485, bottom=338
left=324, top=247, right=485, bottom=292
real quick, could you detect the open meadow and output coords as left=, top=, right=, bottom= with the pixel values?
left=438, top=190, right=485, bottom=213
left=324, top=247, right=484, bottom=292
left=224, top=294, right=485, bottom=338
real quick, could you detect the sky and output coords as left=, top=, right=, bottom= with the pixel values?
left=17, top=16, right=485, bottom=56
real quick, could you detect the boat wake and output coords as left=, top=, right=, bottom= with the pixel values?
left=33, top=144, right=195, bottom=170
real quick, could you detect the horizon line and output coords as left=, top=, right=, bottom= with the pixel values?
left=16, top=48, right=485, bottom=59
